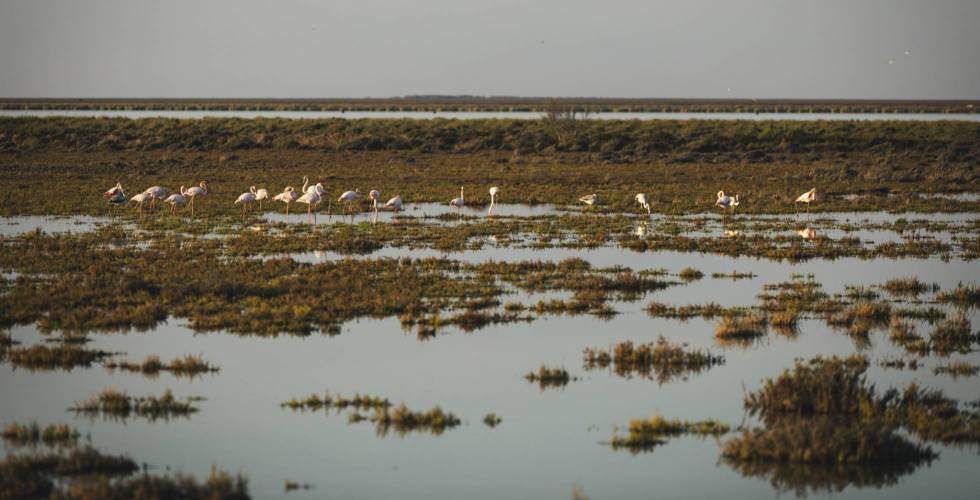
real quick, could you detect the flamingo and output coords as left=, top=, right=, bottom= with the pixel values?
left=164, top=186, right=188, bottom=215
left=143, top=186, right=168, bottom=209
left=578, top=193, right=599, bottom=210
left=369, top=189, right=382, bottom=213
left=302, top=176, right=327, bottom=196
left=716, top=191, right=739, bottom=214
left=185, top=181, right=208, bottom=218
left=235, top=186, right=258, bottom=220
left=635, top=193, right=651, bottom=215
left=129, top=192, right=151, bottom=218
left=798, top=227, right=817, bottom=240
left=338, top=189, right=361, bottom=216
left=296, top=190, right=321, bottom=224
left=384, top=195, right=403, bottom=216
left=488, top=186, right=500, bottom=216
left=273, top=186, right=298, bottom=216
left=449, top=187, right=465, bottom=217
left=795, top=188, right=816, bottom=214
left=254, top=187, right=269, bottom=211
left=103, top=182, right=125, bottom=200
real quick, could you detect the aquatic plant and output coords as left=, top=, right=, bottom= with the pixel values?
left=483, top=413, right=503, bottom=428
left=610, top=413, right=730, bottom=453
left=583, top=336, right=723, bottom=383
left=69, top=388, right=198, bottom=421
left=3, top=343, right=115, bottom=370
left=936, top=284, right=980, bottom=308
left=105, top=353, right=219, bottom=377
left=280, top=392, right=391, bottom=411
left=524, top=364, right=573, bottom=389
left=880, top=277, right=937, bottom=297
left=714, top=314, right=768, bottom=342
left=744, top=356, right=873, bottom=423
left=369, top=404, right=461, bottom=436
left=1, top=422, right=80, bottom=448
left=933, top=362, right=979, bottom=378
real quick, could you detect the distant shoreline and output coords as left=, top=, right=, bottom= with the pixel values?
left=0, top=97, right=977, bottom=114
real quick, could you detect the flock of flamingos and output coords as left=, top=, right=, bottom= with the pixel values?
left=102, top=177, right=819, bottom=222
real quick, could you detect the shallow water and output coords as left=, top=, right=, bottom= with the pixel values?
left=2, top=109, right=980, bottom=122
left=2, top=213, right=980, bottom=499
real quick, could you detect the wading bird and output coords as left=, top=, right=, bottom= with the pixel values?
left=164, top=186, right=187, bottom=215
left=449, top=187, right=465, bottom=217
left=235, top=186, right=258, bottom=220
left=302, top=176, right=326, bottom=196
left=296, top=190, right=321, bottom=224
left=384, top=195, right=403, bottom=216
left=798, top=227, right=817, bottom=240
left=369, top=189, right=381, bottom=214
left=273, top=186, right=298, bottom=215
left=795, top=188, right=816, bottom=214
left=185, top=181, right=208, bottom=217
left=254, top=187, right=269, bottom=211
left=103, top=182, right=125, bottom=200
left=129, top=192, right=152, bottom=218
left=578, top=193, right=599, bottom=210
left=488, top=186, right=500, bottom=216
left=716, top=191, right=739, bottom=214
left=635, top=193, right=651, bottom=215
left=338, top=189, right=361, bottom=216
left=143, top=186, right=168, bottom=209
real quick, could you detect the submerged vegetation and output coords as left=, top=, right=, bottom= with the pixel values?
left=104, top=353, right=219, bottom=377
left=1, top=422, right=80, bottom=448
left=524, top=365, right=574, bottom=389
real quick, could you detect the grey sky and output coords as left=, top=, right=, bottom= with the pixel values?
left=1, top=0, right=977, bottom=99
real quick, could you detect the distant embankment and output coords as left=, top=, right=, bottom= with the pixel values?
left=2, top=117, right=978, bottom=166
left=0, top=97, right=977, bottom=114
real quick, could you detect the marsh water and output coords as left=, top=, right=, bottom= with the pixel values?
left=2, top=207, right=979, bottom=499
left=3, top=109, right=980, bottom=121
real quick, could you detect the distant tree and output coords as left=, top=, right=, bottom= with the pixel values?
left=543, top=98, right=591, bottom=149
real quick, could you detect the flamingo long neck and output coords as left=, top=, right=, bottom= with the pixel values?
left=302, top=177, right=309, bottom=193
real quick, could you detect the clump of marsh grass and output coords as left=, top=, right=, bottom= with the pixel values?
left=583, top=336, right=723, bottom=383
left=369, top=404, right=461, bottom=436
left=678, top=267, right=704, bottom=282
left=715, top=313, right=768, bottom=343
left=69, top=388, right=198, bottom=421
left=927, top=313, right=975, bottom=355
left=284, top=480, right=313, bottom=492
left=610, top=413, right=730, bottom=453
left=3, top=343, right=115, bottom=370
left=2, top=422, right=80, bottom=448
left=105, top=353, right=219, bottom=378
left=711, top=271, right=756, bottom=280
left=744, top=355, right=872, bottom=423
left=280, top=391, right=391, bottom=412
left=644, top=302, right=740, bottom=320
left=483, top=413, right=503, bottom=428
left=933, top=362, right=979, bottom=378
left=524, top=364, right=574, bottom=389
left=936, top=284, right=980, bottom=308
left=880, top=277, right=937, bottom=297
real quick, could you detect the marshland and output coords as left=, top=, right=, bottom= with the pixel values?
left=1, top=112, right=978, bottom=500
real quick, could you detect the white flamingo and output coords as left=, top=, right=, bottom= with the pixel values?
left=164, top=186, right=188, bottom=215
left=716, top=191, right=739, bottom=214
left=273, top=186, right=298, bottom=215
left=578, top=193, right=599, bottom=210
left=338, top=189, right=361, bottom=216
left=799, top=227, right=817, bottom=240
left=296, top=190, right=321, bottom=224
left=635, top=193, right=651, bottom=215
left=369, top=189, right=382, bottom=213
left=103, top=182, right=125, bottom=199
left=143, top=186, right=168, bottom=209
left=449, top=187, right=465, bottom=217
left=130, top=192, right=151, bottom=218
left=795, top=188, right=816, bottom=214
left=185, top=181, right=208, bottom=217
left=235, top=186, right=258, bottom=220
left=302, top=176, right=327, bottom=196
left=488, top=186, right=500, bottom=216
left=384, top=195, right=403, bottom=216
left=254, top=187, right=269, bottom=211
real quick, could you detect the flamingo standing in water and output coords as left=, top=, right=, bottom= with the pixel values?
left=142, top=186, right=168, bottom=210
left=296, top=190, right=321, bottom=224
left=369, top=189, right=382, bottom=213
left=716, top=191, right=739, bottom=214
left=273, top=186, right=298, bottom=216
left=795, top=188, right=816, bottom=214
left=338, top=189, right=361, bottom=217
left=635, top=193, right=651, bottom=215
left=254, top=187, right=269, bottom=211
left=578, top=193, right=599, bottom=210
left=384, top=195, right=403, bottom=217
left=487, top=186, right=500, bottom=216
left=164, top=186, right=188, bottom=215
left=103, top=182, right=127, bottom=213
left=185, top=181, right=208, bottom=217
left=449, top=187, right=465, bottom=217
left=129, top=192, right=152, bottom=218
left=235, top=186, right=258, bottom=221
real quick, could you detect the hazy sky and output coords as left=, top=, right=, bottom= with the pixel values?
left=1, top=0, right=978, bottom=99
